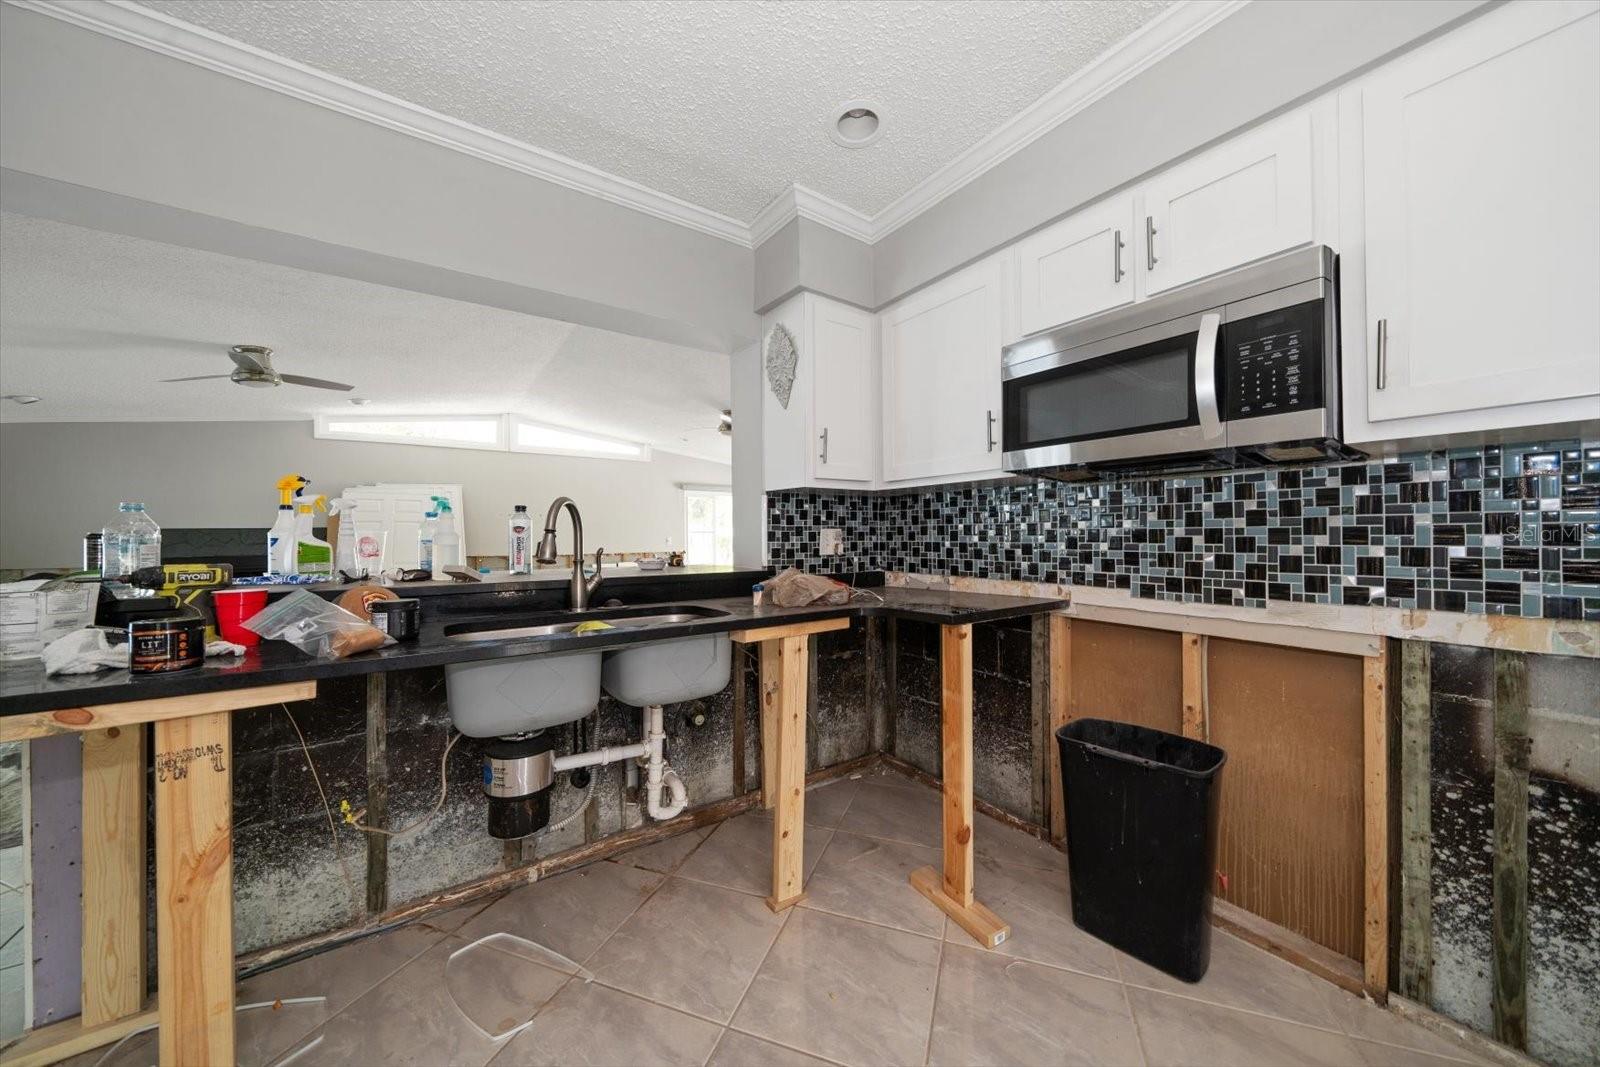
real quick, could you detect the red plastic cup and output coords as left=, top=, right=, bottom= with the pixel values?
left=212, top=588, right=268, bottom=647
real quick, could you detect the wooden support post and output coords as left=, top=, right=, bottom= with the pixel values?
left=1491, top=649, right=1529, bottom=1050
left=910, top=624, right=1011, bottom=948
left=1397, top=640, right=1434, bottom=1004
left=80, top=725, right=146, bottom=1027
left=732, top=644, right=748, bottom=796
left=883, top=617, right=900, bottom=758
left=1048, top=615, right=1071, bottom=843
left=1181, top=633, right=1208, bottom=740
left=941, top=624, right=975, bottom=907
left=767, top=634, right=808, bottom=912
left=865, top=617, right=890, bottom=757
left=1362, top=639, right=1391, bottom=1002
left=154, top=711, right=235, bottom=1067
left=1029, top=615, right=1052, bottom=828
left=759, top=641, right=779, bottom=810
left=364, top=673, right=389, bottom=916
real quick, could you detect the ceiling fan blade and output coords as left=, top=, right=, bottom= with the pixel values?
left=160, top=374, right=232, bottom=382
left=279, top=373, right=355, bottom=392
left=228, top=346, right=271, bottom=373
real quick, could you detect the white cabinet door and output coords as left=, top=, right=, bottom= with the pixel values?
left=809, top=297, right=875, bottom=482
left=1361, top=1, right=1600, bottom=423
left=881, top=258, right=1004, bottom=482
left=1139, top=111, right=1315, bottom=296
left=1011, top=196, right=1136, bottom=338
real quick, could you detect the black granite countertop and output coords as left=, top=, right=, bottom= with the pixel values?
left=0, top=576, right=1061, bottom=716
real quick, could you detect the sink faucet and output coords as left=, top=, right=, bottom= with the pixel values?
left=535, top=496, right=605, bottom=609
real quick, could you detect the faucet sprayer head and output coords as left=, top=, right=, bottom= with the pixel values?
left=534, top=529, right=560, bottom=564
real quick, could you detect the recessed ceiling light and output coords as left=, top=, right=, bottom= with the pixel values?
left=348, top=397, right=371, bottom=406
left=1, top=394, right=41, bottom=405
left=830, top=100, right=883, bottom=149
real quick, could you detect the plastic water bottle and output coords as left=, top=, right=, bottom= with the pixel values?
left=418, top=510, right=438, bottom=572
left=101, top=502, right=161, bottom=580
left=508, top=505, right=532, bottom=574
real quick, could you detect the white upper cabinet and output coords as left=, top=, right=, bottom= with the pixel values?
left=881, top=257, right=1005, bottom=483
left=1011, top=196, right=1137, bottom=338
left=1356, top=0, right=1600, bottom=427
left=760, top=292, right=876, bottom=490
left=810, top=298, right=876, bottom=482
left=1139, top=111, right=1316, bottom=297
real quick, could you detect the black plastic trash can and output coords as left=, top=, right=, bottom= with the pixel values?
left=1057, top=718, right=1227, bottom=982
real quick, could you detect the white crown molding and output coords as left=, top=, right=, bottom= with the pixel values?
left=749, top=187, right=801, bottom=248
left=869, top=0, right=1250, bottom=241
left=792, top=186, right=875, bottom=245
left=6, top=0, right=755, bottom=247
left=8, top=0, right=1244, bottom=253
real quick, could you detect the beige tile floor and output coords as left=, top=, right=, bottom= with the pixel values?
left=65, top=769, right=1496, bottom=1067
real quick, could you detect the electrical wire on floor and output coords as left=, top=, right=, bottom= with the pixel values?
left=91, top=998, right=329, bottom=1067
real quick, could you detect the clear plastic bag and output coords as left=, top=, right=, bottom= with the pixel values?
left=242, top=589, right=394, bottom=659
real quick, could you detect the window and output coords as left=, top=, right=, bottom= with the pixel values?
left=314, top=413, right=650, bottom=461
left=510, top=417, right=650, bottom=461
left=683, top=486, right=733, bottom=566
left=315, top=414, right=507, bottom=450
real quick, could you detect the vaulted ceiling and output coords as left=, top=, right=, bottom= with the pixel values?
left=0, top=213, right=732, bottom=462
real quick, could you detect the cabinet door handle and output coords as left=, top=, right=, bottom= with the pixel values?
left=1112, top=229, right=1125, bottom=283
left=1145, top=215, right=1158, bottom=270
left=1375, top=319, right=1388, bottom=391
left=819, top=427, right=829, bottom=464
left=986, top=410, right=997, bottom=453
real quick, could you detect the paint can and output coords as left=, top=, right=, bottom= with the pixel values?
left=129, top=614, right=205, bottom=674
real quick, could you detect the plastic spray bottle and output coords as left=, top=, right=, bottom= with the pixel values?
left=430, top=495, right=460, bottom=581
left=294, top=494, right=332, bottom=578
left=418, top=509, right=438, bottom=573
left=268, top=474, right=308, bottom=575
left=327, top=497, right=359, bottom=576
left=508, top=504, right=531, bottom=574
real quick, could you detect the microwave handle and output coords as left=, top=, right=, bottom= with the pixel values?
left=1195, top=312, right=1223, bottom=440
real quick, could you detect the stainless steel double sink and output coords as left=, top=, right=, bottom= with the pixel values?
left=444, top=603, right=729, bottom=643
left=442, top=604, right=736, bottom=737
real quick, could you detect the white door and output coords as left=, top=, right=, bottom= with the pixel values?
left=1139, top=111, right=1315, bottom=296
left=881, top=258, right=1004, bottom=482
left=1011, top=196, right=1137, bottom=338
left=809, top=297, right=875, bottom=482
left=1361, top=1, right=1600, bottom=422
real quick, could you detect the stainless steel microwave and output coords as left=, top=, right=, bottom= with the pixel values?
left=1001, top=246, right=1356, bottom=480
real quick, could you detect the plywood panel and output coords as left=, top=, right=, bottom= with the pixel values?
left=1209, top=638, right=1364, bottom=961
left=1067, top=620, right=1184, bottom=735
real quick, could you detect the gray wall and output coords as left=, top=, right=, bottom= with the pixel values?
left=869, top=0, right=1485, bottom=305
left=0, top=5, right=757, bottom=354
left=0, top=422, right=731, bottom=570
left=753, top=217, right=875, bottom=313
left=729, top=341, right=766, bottom=568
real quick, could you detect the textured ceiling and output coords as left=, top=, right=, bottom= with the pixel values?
left=0, top=213, right=731, bottom=463
left=137, top=0, right=1174, bottom=221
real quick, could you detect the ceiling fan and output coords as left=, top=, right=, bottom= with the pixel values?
left=161, top=345, right=354, bottom=392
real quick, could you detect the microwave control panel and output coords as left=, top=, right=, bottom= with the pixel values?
left=1221, top=299, right=1324, bottom=420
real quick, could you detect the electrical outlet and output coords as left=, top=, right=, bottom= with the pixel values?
left=819, top=527, right=844, bottom=556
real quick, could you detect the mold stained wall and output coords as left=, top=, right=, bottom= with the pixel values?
left=1428, top=647, right=1600, bottom=1067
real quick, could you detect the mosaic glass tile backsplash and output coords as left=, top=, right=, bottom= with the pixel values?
left=765, top=440, right=1600, bottom=621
